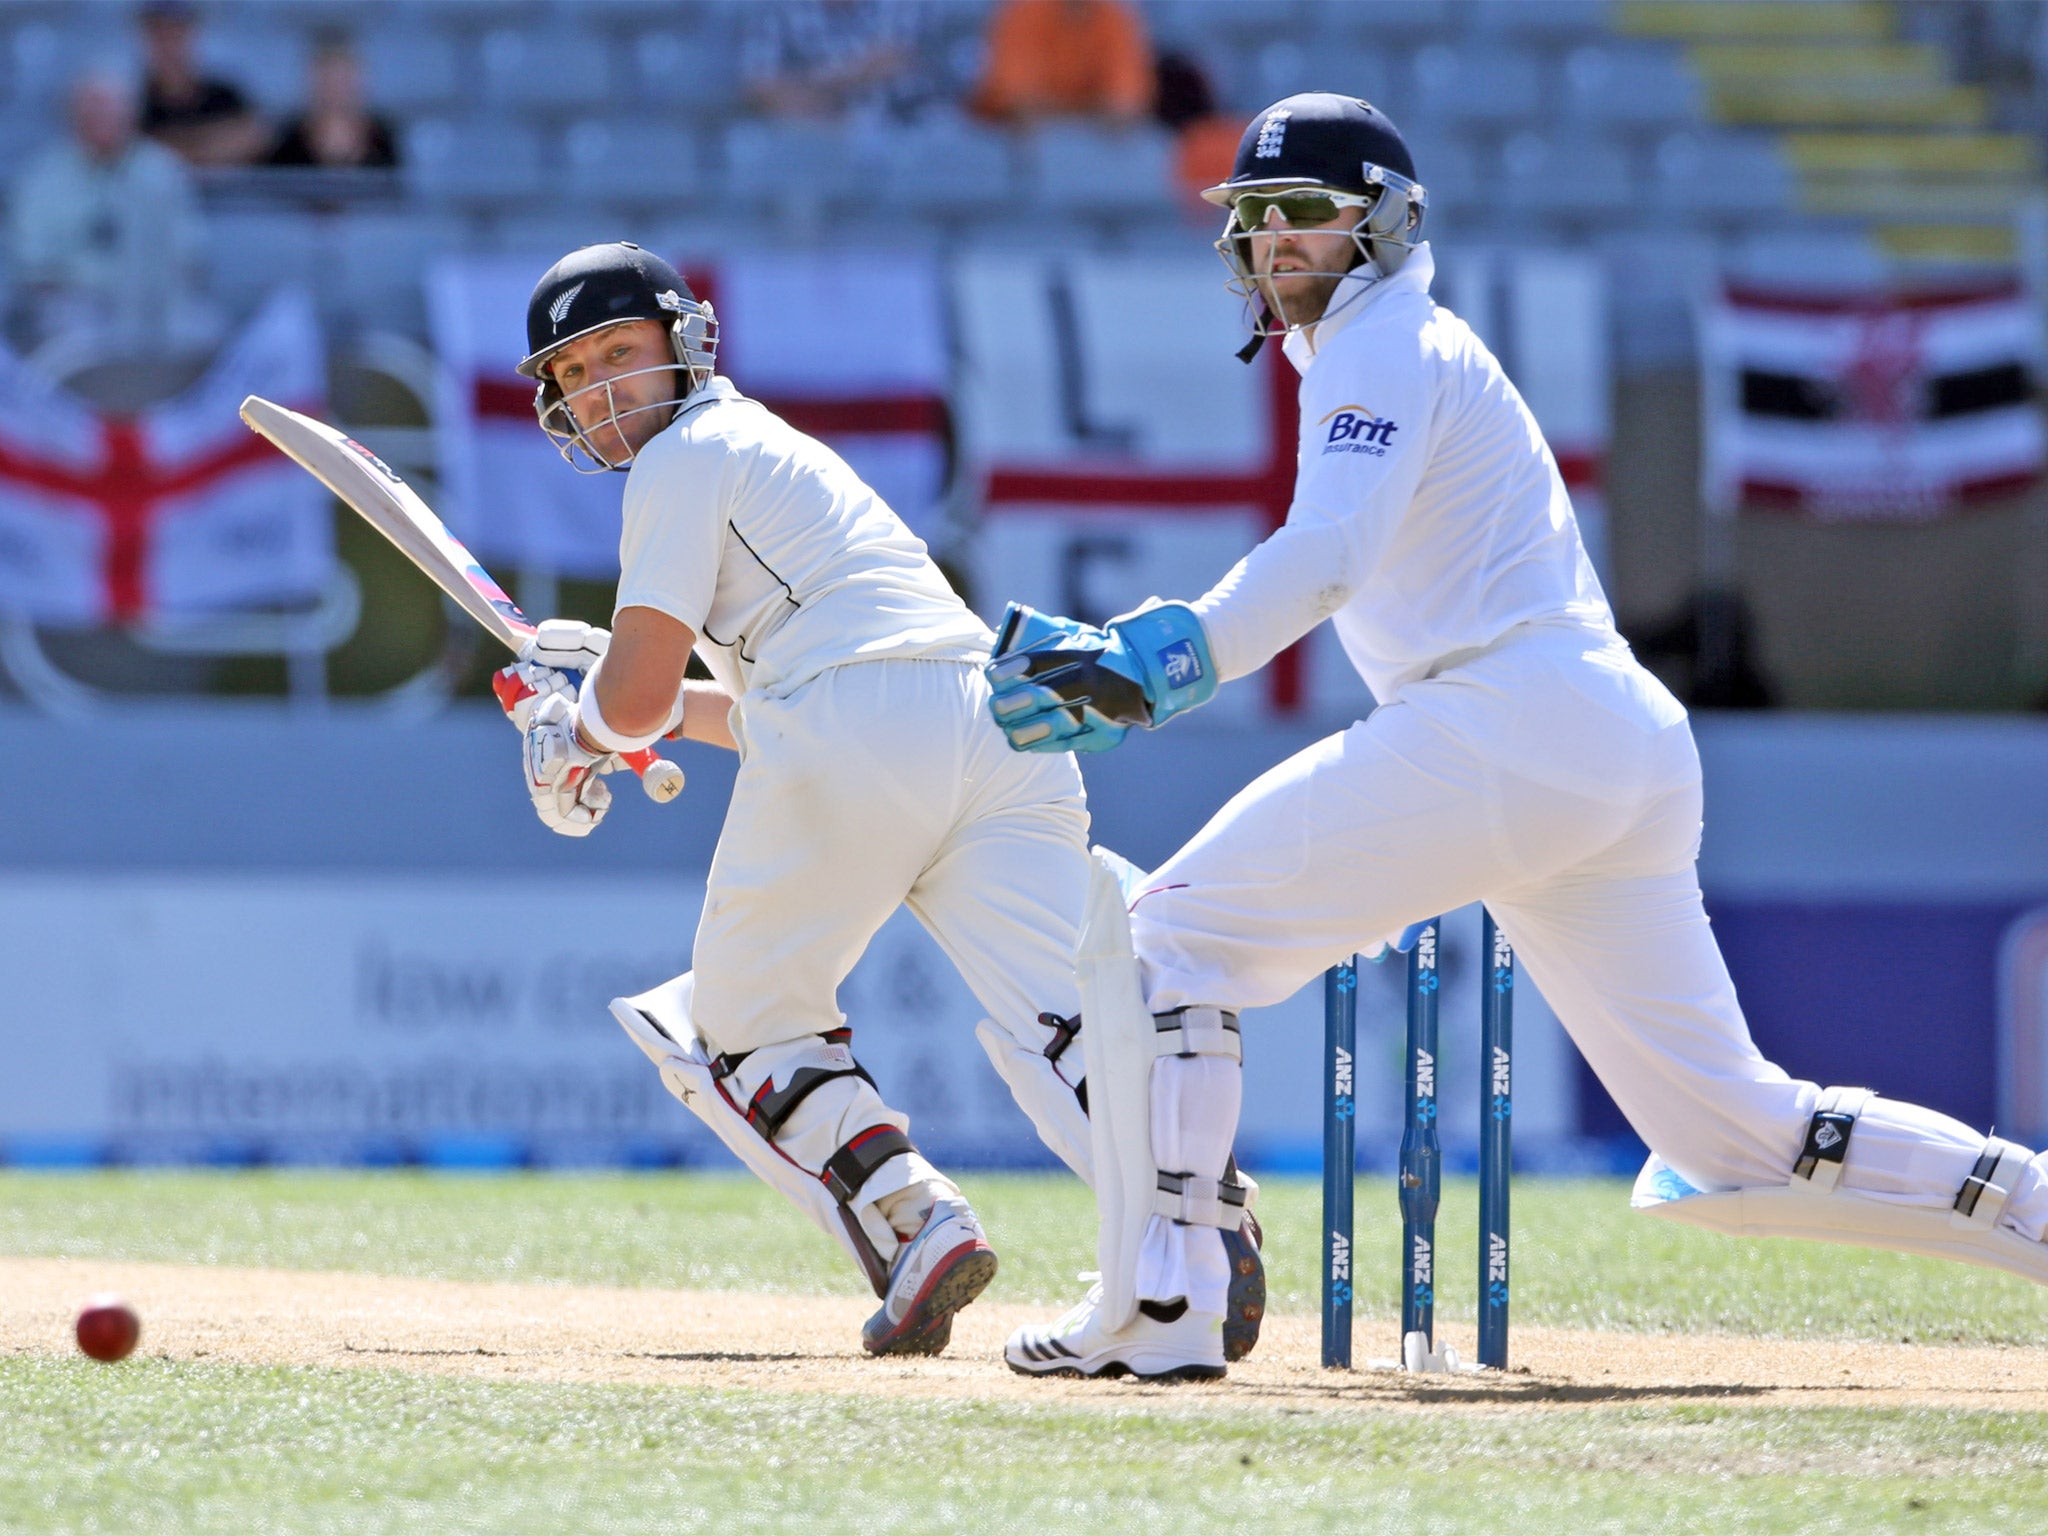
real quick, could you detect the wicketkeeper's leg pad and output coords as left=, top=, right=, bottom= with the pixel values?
left=1633, top=1085, right=2048, bottom=1286
left=1076, top=854, right=1251, bottom=1331
left=613, top=973, right=946, bottom=1297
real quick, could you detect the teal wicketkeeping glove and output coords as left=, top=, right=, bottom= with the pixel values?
left=983, top=599, right=1218, bottom=754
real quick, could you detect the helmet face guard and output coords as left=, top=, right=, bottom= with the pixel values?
left=1211, top=165, right=1427, bottom=346
left=532, top=304, right=720, bottom=474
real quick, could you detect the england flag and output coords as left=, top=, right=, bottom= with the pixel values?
left=0, top=290, right=330, bottom=625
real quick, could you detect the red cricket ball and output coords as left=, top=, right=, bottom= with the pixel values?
left=75, top=1295, right=141, bottom=1362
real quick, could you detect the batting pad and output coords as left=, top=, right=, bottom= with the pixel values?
left=611, top=974, right=905, bottom=1296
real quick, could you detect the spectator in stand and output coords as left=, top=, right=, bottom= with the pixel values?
left=1154, top=52, right=1239, bottom=215
left=742, top=0, right=944, bottom=122
left=971, top=0, right=1153, bottom=126
left=6, top=69, right=210, bottom=359
left=265, top=30, right=398, bottom=169
left=138, top=0, right=267, bottom=167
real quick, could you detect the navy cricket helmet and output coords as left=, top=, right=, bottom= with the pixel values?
left=1203, top=92, right=1418, bottom=203
left=516, top=242, right=719, bottom=472
left=517, top=241, right=713, bottom=381
left=1202, top=93, right=1428, bottom=357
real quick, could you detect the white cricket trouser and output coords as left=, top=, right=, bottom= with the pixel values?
left=1130, top=620, right=2048, bottom=1309
left=691, top=657, right=1091, bottom=1062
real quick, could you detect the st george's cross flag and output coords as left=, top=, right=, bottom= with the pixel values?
left=1700, top=280, right=2044, bottom=522
left=0, top=289, right=330, bottom=625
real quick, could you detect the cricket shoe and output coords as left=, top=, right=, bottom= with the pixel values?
left=862, top=1195, right=998, bottom=1357
left=1222, top=1212, right=1266, bottom=1363
left=1006, top=1280, right=1225, bottom=1382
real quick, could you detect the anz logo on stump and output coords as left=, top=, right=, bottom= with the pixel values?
left=1319, top=404, right=1399, bottom=456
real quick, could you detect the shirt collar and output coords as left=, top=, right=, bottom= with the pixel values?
left=676, top=374, right=739, bottom=419
left=1281, top=242, right=1435, bottom=374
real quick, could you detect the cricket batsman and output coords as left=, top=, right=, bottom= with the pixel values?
left=985, top=93, right=2048, bottom=1380
left=493, top=242, right=1265, bottom=1360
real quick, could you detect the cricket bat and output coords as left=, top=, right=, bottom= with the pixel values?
left=239, top=394, right=684, bottom=803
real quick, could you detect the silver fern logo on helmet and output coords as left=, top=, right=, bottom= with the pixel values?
left=546, top=281, right=585, bottom=333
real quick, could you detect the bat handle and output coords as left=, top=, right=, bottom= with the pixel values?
left=622, top=748, right=686, bottom=803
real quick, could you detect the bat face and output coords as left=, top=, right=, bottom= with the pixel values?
left=329, top=429, right=536, bottom=638
left=240, top=394, right=533, bottom=651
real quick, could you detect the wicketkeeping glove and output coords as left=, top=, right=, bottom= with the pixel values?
left=523, top=690, right=617, bottom=837
left=984, top=600, right=1217, bottom=753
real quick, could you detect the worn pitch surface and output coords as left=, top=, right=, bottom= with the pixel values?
left=6, top=1256, right=2045, bottom=1412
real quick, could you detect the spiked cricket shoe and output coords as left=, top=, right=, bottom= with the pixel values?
left=1006, top=1281, right=1226, bottom=1381
left=862, top=1196, right=997, bottom=1357
left=1222, top=1213, right=1266, bottom=1363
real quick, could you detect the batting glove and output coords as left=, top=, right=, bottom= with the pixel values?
left=523, top=691, right=617, bottom=838
left=493, top=619, right=612, bottom=733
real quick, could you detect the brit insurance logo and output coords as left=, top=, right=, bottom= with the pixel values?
left=1319, top=404, right=1399, bottom=456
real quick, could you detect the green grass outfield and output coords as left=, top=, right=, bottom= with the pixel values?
left=5, top=1170, right=2048, bottom=1533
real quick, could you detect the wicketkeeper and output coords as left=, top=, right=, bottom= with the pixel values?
left=985, top=94, right=2048, bottom=1381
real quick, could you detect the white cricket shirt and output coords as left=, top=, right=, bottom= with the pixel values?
left=614, top=377, right=989, bottom=698
left=1191, top=244, right=1616, bottom=701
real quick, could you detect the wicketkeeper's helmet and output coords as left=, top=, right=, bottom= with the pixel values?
left=1202, top=93, right=1427, bottom=359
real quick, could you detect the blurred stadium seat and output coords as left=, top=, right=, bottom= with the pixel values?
left=1562, top=44, right=1705, bottom=128
left=1276, top=44, right=1407, bottom=112
left=722, top=119, right=873, bottom=205
left=1649, top=130, right=1794, bottom=215
left=1410, top=44, right=1548, bottom=126
left=330, top=209, right=469, bottom=334
left=1169, top=0, right=1326, bottom=53
left=627, top=25, right=742, bottom=113
left=405, top=117, right=547, bottom=205
left=1499, top=132, right=1636, bottom=215
left=481, top=213, right=641, bottom=262
left=1315, top=0, right=1452, bottom=44
left=206, top=211, right=326, bottom=322
left=561, top=119, right=702, bottom=205
left=1466, top=0, right=1614, bottom=41
left=361, top=24, right=465, bottom=115
left=1399, top=129, right=1486, bottom=212
left=873, top=113, right=1017, bottom=221
left=479, top=25, right=613, bottom=114
left=1027, top=123, right=1179, bottom=219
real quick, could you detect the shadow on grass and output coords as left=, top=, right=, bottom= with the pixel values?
left=342, top=1344, right=507, bottom=1358
left=627, top=1351, right=813, bottom=1364
left=1239, top=1375, right=1775, bottom=1408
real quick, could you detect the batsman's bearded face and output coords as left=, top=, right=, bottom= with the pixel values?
left=1248, top=204, right=1368, bottom=329
left=548, top=320, right=680, bottom=463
